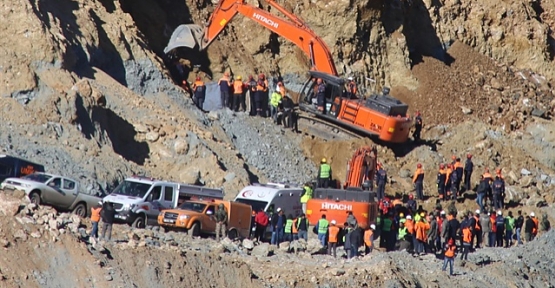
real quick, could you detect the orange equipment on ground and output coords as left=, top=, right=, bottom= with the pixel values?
left=165, top=0, right=412, bottom=143
left=344, top=146, right=378, bottom=189
left=305, top=188, right=378, bottom=230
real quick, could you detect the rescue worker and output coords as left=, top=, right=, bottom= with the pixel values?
left=255, top=76, right=268, bottom=116
left=254, top=208, right=269, bottom=242
left=364, top=224, right=375, bottom=254
left=437, top=164, right=447, bottom=200
left=440, top=211, right=449, bottom=249
left=495, top=210, right=505, bottom=247
left=218, top=72, right=231, bottom=109
left=480, top=211, right=491, bottom=247
left=415, top=213, right=430, bottom=255
left=232, top=76, right=245, bottom=112
left=406, top=194, right=417, bottom=214
left=531, top=212, right=539, bottom=240
left=362, top=149, right=377, bottom=189
left=318, top=158, right=332, bottom=188
left=376, top=162, right=387, bottom=201
left=540, top=213, right=551, bottom=233
left=316, top=78, right=326, bottom=113
left=446, top=212, right=460, bottom=244
left=492, top=175, right=505, bottom=211
left=464, top=154, right=474, bottom=191
left=442, top=239, right=456, bottom=276
left=270, top=90, right=281, bottom=123
left=349, top=224, right=362, bottom=258
left=412, top=163, right=425, bottom=200
left=300, top=182, right=313, bottom=214
left=292, top=214, right=299, bottom=240
left=404, top=215, right=415, bottom=252
left=495, top=169, right=506, bottom=209
left=524, top=214, right=534, bottom=242
left=192, top=76, right=206, bottom=110
left=214, top=203, right=228, bottom=242
left=476, top=176, right=489, bottom=213
left=270, top=208, right=280, bottom=245
left=381, top=213, right=395, bottom=251
left=279, top=92, right=296, bottom=130
left=246, top=75, right=257, bottom=115
left=316, top=214, right=329, bottom=246
left=346, top=76, right=357, bottom=98
left=482, top=168, right=494, bottom=205
left=343, top=223, right=353, bottom=257
left=90, top=201, right=102, bottom=242
left=259, top=73, right=269, bottom=117
left=444, top=164, right=453, bottom=201
left=327, top=220, right=340, bottom=257
left=427, top=213, right=438, bottom=253
left=454, top=158, right=464, bottom=193
left=347, top=211, right=358, bottom=228
left=449, top=163, right=459, bottom=200
left=412, top=111, right=423, bottom=141
left=296, top=213, right=309, bottom=242
left=461, top=224, right=472, bottom=260
left=275, top=208, right=286, bottom=244
left=100, top=202, right=115, bottom=242
left=473, top=210, right=482, bottom=249
left=397, top=219, right=410, bottom=251
left=284, top=214, right=295, bottom=242
left=515, top=210, right=524, bottom=245
left=489, top=210, right=497, bottom=247
left=504, top=211, right=515, bottom=247
left=277, top=81, right=286, bottom=96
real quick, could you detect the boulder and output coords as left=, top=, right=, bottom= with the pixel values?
left=251, top=243, right=273, bottom=257
left=521, top=168, right=532, bottom=176
left=173, top=138, right=189, bottom=155
left=208, top=111, right=220, bottom=121
left=179, top=169, right=200, bottom=185
left=242, top=239, right=255, bottom=250
left=278, top=242, right=290, bottom=252
left=14, top=230, right=28, bottom=241
left=0, top=193, right=24, bottom=216
left=520, top=176, right=535, bottom=188
left=306, top=239, right=324, bottom=254
left=461, top=106, right=473, bottom=114
left=145, top=131, right=160, bottom=142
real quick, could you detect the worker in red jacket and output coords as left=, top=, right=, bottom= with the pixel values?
left=254, top=209, right=269, bottom=242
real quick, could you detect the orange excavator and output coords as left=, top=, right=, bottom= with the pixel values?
left=165, top=0, right=412, bottom=143
left=344, top=146, right=378, bottom=189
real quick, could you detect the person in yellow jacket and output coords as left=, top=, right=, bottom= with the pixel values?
left=414, top=214, right=430, bottom=255
left=318, top=158, right=332, bottom=188
left=364, top=224, right=375, bottom=254
left=270, top=91, right=282, bottom=123
left=300, top=182, right=313, bottom=214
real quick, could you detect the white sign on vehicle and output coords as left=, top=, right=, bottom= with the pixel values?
left=163, top=219, right=175, bottom=223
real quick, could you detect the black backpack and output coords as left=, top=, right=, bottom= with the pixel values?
left=196, top=85, right=205, bottom=93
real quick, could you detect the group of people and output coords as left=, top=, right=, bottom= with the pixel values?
left=251, top=207, right=311, bottom=246
left=89, top=201, right=115, bottom=243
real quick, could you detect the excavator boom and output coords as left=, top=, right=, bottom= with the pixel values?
left=165, top=0, right=337, bottom=75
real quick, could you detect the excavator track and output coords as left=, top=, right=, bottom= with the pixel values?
left=297, top=111, right=362, bottom=141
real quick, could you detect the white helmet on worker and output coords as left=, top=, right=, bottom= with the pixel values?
left=530, top=212, right=535, bottom=217
left=370, top=224, right=376, bottom=230
left=276, top=207, right=282, bottom=212
left=497, top=210, right=502, bottom=216
left=406, top=215, right=412, bottom=220
left=347, top=76, right=353, bottom=81
left=331, top=220, right=337, bottom=225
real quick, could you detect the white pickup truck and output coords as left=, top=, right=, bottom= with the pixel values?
left=1, top=172, right=102, bottom=217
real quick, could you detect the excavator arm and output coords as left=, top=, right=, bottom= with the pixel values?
left=166, top=0, right=337, bottom=75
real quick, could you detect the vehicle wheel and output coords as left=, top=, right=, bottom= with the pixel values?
left=132, top=215, right=146, bottom=229
left=29, top=191, right=41, bottom=205
left=190, top=222, right=200, bottom=237
left=72, top=203, right=87, bottom=218
left=228, top=229, right=238, bottom=240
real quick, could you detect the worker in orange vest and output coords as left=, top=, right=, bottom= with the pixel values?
left=346, top=77, right=357, bottom=98
left=364, top=224, right=375, bottom=254
left=445, top=164, right=453, bottom=200
left=461, top=225, right=472, bottom=260
left=437, top=164, right=447, bottom=200
left=327, top=220, right=340, bottom=258
left=404, top=215, right=415, bottom=251
left=495, top=168, right=506, bottom=209
left=90, top=201, right=102, bottom=242
left=531, top=212, right=539, bottom=238
left=218, top=72, right=231, bottom=109
left=442, top=238, right=456, bottom=276
left=232, top=76, right=245, bottom=112
left=415, top=213, right=430, bottom=255
left=191, top=76, right=206, bottom=110
left=292, top=215, right=299, bottom=241
left=412, top=163, right=425, bottom=200
left=483, top=168, right=493, bottom=205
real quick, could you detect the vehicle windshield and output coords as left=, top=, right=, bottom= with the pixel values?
left=111, top=180, right=152, bottom=198
left=22, top=173, right=52, bottom=183
left=178, top=202, right=207, bottom=213
left=234, top=198, right=268, bottom=213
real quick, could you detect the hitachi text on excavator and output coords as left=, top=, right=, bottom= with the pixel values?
left=165, top=0, right=413, bottom=143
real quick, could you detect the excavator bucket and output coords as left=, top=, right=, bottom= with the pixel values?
left=164, top=24, right=205, bottom=54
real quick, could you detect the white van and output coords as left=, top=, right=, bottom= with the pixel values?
left=233, top=183, right=304, bottom=216
left=103, top=175, right=224, bottom=228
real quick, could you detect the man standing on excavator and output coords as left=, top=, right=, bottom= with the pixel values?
left=412, top=111, right=423, bottom=142
left=318, top=158, right=332, bottom=188
left=218, top=72, right=231, bottom=109
left=316, top=78, right=326, bottom=113
left=376, top=162, right=387, bottom=201
left=347, top=77, right=357, bottom=98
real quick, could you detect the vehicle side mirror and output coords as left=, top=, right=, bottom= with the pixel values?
left=206, top=210, right=213, bottom=215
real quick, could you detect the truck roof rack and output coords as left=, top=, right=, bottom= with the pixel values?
left=177, top=183, right=224, bottom=199
left=313, top=188, right=376, bottom=203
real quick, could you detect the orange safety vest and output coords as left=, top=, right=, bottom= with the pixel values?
left=193, top=80, right=204, bottom=91
left=91, top=207, right=101, bottom=222
left=392, top=199, right=402, bottom=207
left=405, top=219, right=415, bottom=234
left=328, top=226, right=340, bottom=243
left=364, top=229, right=373, bottom=247
left=445, top=245, right=456, bottom=258
left=348, top=81, right=357, bottom=94
left=233, top=80, right=243, bottom=94
left=218, top=77, right=230, bottom=85
left=462, top=227, right=472, bottom=243
left=474, top=216, right=481, bottom=230
left=413, top=168, right=424, bottom=183
left=256, top=83, right=267, bottom=92
left=445, top=168, right=453, bottom=185
left=490, top=217, right=497, bottom=233
left=415, top=221, right=429, bottom=242
left=532, top=218, right=539, bottom=235
left=483, top=172, right=493, bottom=180
left=454, top=161, right=463, bottom=170
left=292, top=218, right=298, bottom=234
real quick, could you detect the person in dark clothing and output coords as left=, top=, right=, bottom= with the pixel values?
left=246, top=75, right=257, bottom=116
left=467, top=211, right=477, bottom=250
left=412, top=111, right=423, bottom=141
left=492, top=176, right=505, bottom=211
left=296, top=214, right=309, bottom=241
left=316, top=78, right=326, bottom=113
left=476, top=176, right=488, bottom=212
left=437, top=164, right=447, bottom=200
left=524, top=215, right=534, bottom=242
left=515, top=210, right=524, bottom=245
left=278, top=94, right=296, bottom=130
left=218, top=72, right=231, bottom=109
left=406, top=194, right=417, bottom=214
left=255, top=79, right=268, bottom=116
left=100, top=202, right=115, bottom=241
left=464, top=154, right=473, bottom=191
left=349, top=226, right=362, bottom=258
left=376, top=163, right=387, bottom=200
left=495, top=211, right=505, bottom=247
left=254, top=209, right=269, bottom=242
left=447, top=214, right=460, bottom=243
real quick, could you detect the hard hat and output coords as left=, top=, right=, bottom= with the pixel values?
left=409, top=194, right=414, bottom=199
left=417, top=163, right=422, bottom=168
left=475, top=209, right=480, bottom=214
left=420, top=212, right=425, bottom=217
left=399, top=213, right=404, bottom=218
left=467, top=154, right=472, bottom=159
left=276, top=207, right=282, bottom=212
left=347, top=76, right=353, bottom=81
left=237, top=75, right=242, bottom=80
left=195, top=76, right=201, bottom=81
left=530, top=212, right=535, bottom=217
left=440, top=211, right=446, bottom=215
left=321, top=158, right=327, bottom=163
left=451, top=155, right=456, bottom=160
left=406, top=215, right=412, bottom=220
left=331, top=220, right=337, bottom=225
left=439, top=164, right=445, bottom=169
left=448, top=239, right=455, bottom=245
left=259, top=73, right=265, bottom=79
left=370, top=224, right=376, bottom=229
left=497, top=210, right=502, bottom=216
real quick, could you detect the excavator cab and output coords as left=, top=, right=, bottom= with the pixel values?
left=298, top=71, right=348, bottom=117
